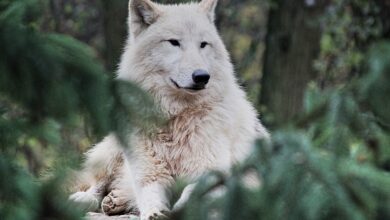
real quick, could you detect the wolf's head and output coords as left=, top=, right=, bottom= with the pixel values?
left=118, top=0, right=237, bottom=113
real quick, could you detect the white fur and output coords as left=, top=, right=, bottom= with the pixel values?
left=69, top=0, right=269, bottom=219
left=69, top=190, right=100, bottom=212
left=138, top=182, right=170, bottom=219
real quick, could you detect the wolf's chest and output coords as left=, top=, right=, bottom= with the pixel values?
left=153, top=117, right=232, bottom=180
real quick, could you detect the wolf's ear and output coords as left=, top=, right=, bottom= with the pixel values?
left=199, top=0, right=218, bottom=22
left=129, top=0, right=161, bottom=36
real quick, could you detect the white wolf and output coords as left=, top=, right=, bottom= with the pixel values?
left=69, top=0, right=269, bottom=219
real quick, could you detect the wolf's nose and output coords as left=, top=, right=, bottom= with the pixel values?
left=192, top=69, right=210, bottom=85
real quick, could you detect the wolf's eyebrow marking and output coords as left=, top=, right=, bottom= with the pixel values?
left=160, top=29, right=182, bottom=37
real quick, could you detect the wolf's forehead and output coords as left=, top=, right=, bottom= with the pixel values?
left=164, top=21, right=208, bottom=35
left=157, top=7, right=214, bottom=38
left=160, top=3, right=202, bottom=15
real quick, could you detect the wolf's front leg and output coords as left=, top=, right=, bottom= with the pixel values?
left=130, top=150, right=173, bottom=219
left=138, top=181, right=170, bottom=220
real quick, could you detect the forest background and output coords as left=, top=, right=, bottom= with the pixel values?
left=1, top=0, right=390, bottom=219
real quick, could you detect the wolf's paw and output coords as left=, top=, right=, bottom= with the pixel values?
left=140, top=208, right=169, bottom=220
left=101, top=190, right=132, bottom=216
left=69, top=191, right=99, bottom=212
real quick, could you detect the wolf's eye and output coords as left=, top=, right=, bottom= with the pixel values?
left=168, top=39, right=180, bottom=47
left=200, top=41, right=209, bottom=49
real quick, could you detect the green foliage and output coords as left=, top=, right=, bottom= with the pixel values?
left=362, top=42, right=390, bottom=125
left=0, top=157, right=84, bottom=220
left=315, top=0, right=383, bottom=86
left=0, top=0, right=110, bottom=136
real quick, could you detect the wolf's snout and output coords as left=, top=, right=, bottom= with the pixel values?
left=192, top=69, right=210, bottom=86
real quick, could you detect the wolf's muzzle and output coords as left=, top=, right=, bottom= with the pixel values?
left=192, top=69, right=210, bottom=87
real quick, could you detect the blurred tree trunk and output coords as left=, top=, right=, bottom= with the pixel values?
left=260, top=0, right=326, bottom=126
left=48, top=0, right=64, bottom=33
left=378, top=0, right=390, bottom=38
left=100, top=0, right=128, bottom=72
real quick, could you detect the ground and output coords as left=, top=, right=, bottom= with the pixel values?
left=86, top=212, right=139, bottom=220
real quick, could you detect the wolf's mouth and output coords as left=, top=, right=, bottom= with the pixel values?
left=170, top=78, right=205, bottom=91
